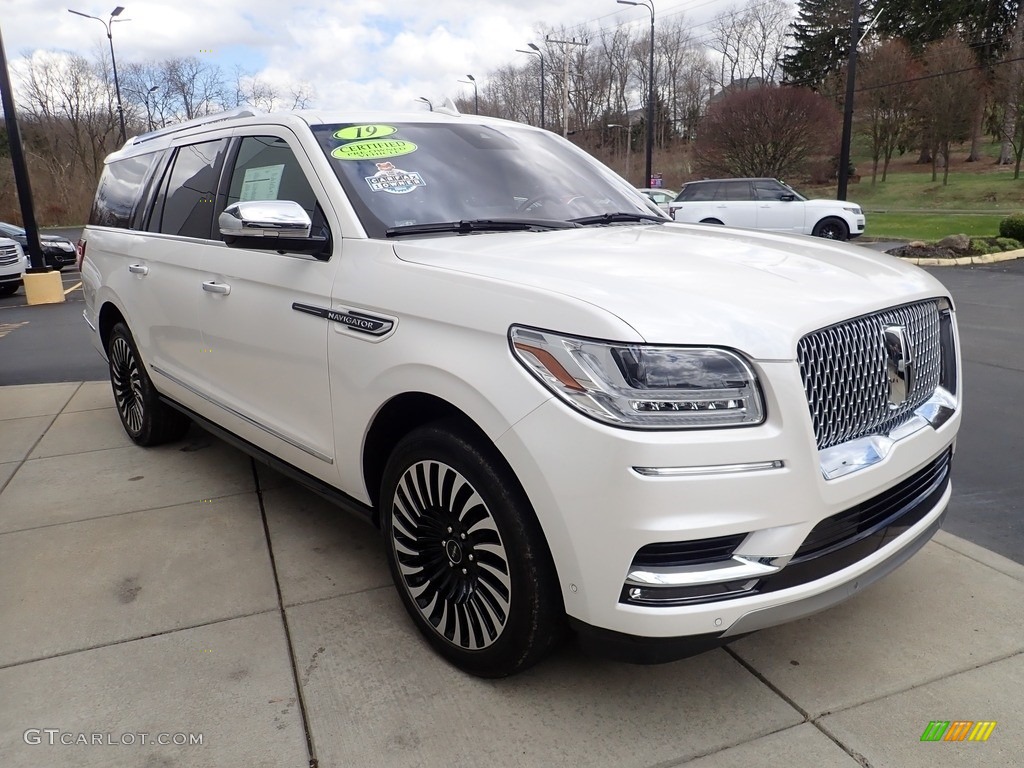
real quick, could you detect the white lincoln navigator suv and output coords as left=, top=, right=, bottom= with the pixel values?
left=81, top=108, right=961, bottom=677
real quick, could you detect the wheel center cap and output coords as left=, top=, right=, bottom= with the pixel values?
left=445, top=539, right=463, bottom=564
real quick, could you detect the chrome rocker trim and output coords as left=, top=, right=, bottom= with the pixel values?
left=152, top=365, right=334, bottom=464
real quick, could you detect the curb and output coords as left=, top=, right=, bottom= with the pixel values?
left=896, top=248, right=1024, bottom=267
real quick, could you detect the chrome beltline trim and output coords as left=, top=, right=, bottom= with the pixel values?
left=625, top=554, right=793, bottom=588
left=631, top=460, right=785, bottom=478
left=819, top=387, right=956, bottom=480
left=152, top=365, right=334, bottom=464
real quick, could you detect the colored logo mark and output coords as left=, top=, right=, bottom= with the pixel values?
left=331, top=140, right=417, bottom=161
left=920, top=721, right=997, bottom=742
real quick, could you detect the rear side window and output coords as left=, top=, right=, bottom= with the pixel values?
left=89, top=153, right=161, bottom=228
left=715, top=181, right=752, bottom=201
left=151, top=139, right=228, bottom=239
left=678, top=183, right=716, bottom=202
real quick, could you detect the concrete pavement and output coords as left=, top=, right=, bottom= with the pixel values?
left=0, top=381, right=1021, bottom=767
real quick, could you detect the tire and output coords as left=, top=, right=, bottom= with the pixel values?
left=0, top=284, right=18, bottom=297
left=107, top=322, right=191, bottom=446
left=381, top=422, right=563, bottom=677
left=812, top=217, right=849, bottom=240
left=699, top=218, right=724, bottom=225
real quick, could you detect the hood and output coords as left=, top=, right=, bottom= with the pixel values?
left=392, top=223, right=947, bottom=360
left=806, top=198, right=860, bottom=210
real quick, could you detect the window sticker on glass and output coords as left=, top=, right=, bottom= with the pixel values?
left=331, top=139, right=417, bottom=161
left=240, top=164, right=285, bottom=201
left=365, top=162, right=425, bottom=194
left=334, top=124, right=398, bottom=141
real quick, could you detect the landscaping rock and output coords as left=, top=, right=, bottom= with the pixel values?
left=936, top=233, right=971, bottom=251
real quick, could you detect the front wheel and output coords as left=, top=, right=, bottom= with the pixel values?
left=107, top=322, right=191, bottom=446
left=0, top=284, right=18, bottom=297
left=381, top=422, right=563, bottom=677
left=812, top=217, right=849, bottom=240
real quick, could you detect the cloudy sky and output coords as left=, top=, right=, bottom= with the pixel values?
left=3, top=0, right=769, bottom=112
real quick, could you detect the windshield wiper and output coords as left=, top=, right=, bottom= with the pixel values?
left=386, top=218, right=579, bottom=237
left=569, top=212, right=666, bottom=226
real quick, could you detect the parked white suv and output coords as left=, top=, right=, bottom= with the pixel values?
left=81, top=109, right=959, bottom=677
left=669, top=178, right=866, bottom=240
left=0, top=237, right=28, bottom=297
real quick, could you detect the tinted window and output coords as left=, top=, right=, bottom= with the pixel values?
left=678, top=183, right=716, bottom=202
left=90, top=153, right=160, bottom=229
left=153, top=140, right=228, bottom=238
left=715, top=181, right=752, bottom=201
left=752, top=180, right=787, bottom=200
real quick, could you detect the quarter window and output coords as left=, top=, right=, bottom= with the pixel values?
left=678, top=183, right=716, bottom=202
left=89, top=152, right=161, bottom=229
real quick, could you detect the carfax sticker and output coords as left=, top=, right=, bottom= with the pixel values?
left=365, top=162, right=425, bottom=194
left=333, top=124, right=398, bottom=141
left=331, top=139, right=417, bottom=160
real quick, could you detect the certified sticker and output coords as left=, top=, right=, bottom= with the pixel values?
left=333, top=124, right=398, bottom=141
left=331, top=139, right=417, bottom=160
left=365, top=162, right=425, bottom=194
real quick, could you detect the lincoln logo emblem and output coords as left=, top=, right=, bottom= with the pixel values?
left=883, top=326, right=913, bottom=408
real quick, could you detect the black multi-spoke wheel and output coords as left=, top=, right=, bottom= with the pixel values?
left=812, top=217, right=849, bottom=241
left=381, top=422, right=563, bottom=677
left=107, top=323, right=190, bottom=446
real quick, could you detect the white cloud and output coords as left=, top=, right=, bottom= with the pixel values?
left=8, top=0, right=752, bottom=112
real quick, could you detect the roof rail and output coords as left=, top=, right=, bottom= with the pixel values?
left=131, top=107, right=261, bottom=146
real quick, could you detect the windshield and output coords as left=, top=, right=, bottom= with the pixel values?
left=0, top=223, right=24, bottom=238
left=310, top=121, right=664, bottom=238
left=778, top=181, right=808, bottom=201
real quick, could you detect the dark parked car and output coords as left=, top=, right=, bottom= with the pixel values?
left=0, top=222, right=77, bottom=271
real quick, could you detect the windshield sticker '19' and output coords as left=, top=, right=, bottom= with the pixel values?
left=365, top=162, right=425, bottom=194
left=331, top=139, right=417, bottom=160
left=333, top=124, right=398, bottom=141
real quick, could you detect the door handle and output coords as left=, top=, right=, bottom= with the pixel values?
left=128, top=264, right=149, bottom=275
left=202, top=281, right=231, bottom=295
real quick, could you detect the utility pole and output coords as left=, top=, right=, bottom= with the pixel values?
left=546, top=36, right=587, bottom=137
left=837, top=0, right=860, bottom=201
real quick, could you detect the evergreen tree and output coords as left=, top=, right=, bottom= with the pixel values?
left=783, top=0, right=874, bottom=90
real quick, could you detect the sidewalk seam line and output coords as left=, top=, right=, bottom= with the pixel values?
left=723, top=646, right=874, bottom=767
left=0, top=490, right=257, bottom=538
left=282, top=584, right=392, bottom=611
left=0, top=404, right=66, bottom=496
left=0, top=608, right=277, bottom=671
left=252, top=457, right=319, bottom=768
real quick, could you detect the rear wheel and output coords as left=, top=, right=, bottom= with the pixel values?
left=107, top=322, right=191, bottom=446
left=812, top=217, right=849, bottom=240
left=381, top=422, right=563, bottom=677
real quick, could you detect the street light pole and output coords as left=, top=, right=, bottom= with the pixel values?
left=608, top=123, right=634, bottom=184
left=464, top=74, right=479, bottom=114
left=69, top=6, right=128, bottom=143
left=516, top=44, right=546, bottom=130
left=145, top=84, right=158, bottom=131
left=617, top=0, right=655, bottom=188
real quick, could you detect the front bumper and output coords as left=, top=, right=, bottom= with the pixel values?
left=496, top=358, right=959, bottom=655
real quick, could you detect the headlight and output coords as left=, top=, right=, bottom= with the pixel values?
left=509, top=326, right=764, bottom=429
left=842, top=206, right=862, bottom=215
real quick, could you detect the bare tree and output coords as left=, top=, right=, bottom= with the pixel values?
left=695, top=85, right=840, bottom=178
left=916, top=36, right=982, bottom=184
left=708, top=0, right=791, bottom=90
left=857, top=39, right=919, bottom=183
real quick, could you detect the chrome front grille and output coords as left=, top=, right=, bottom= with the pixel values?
left=0, top=244, right=20, bottom=266
left=797, top=301, right=942, bottom=450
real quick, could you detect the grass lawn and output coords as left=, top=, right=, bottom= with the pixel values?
left=864, top=213, right=1005, bottom=240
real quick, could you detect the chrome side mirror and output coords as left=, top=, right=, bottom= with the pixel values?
left=219, top=200, right=312, bottom=240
